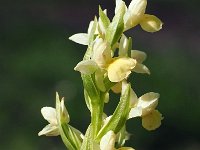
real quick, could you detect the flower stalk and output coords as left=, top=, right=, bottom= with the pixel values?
left=38, top=0, right=164, bottom=149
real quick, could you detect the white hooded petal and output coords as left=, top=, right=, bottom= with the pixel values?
left=92, top=38, right=112, bottom=68
left=137, top=92, right=159, bottom=116
left=38, top=124, right=59, bottom=136
left=100, top=130, right=116, bottom=150
left=41, top=107, right=57, bottom=125
left=74, top=60, right=99, bottom=75
left=108, top=57, right=136, bottom=82
left=69, top=33, right=89, bottom=45
left=128, top=107, right=142, bottom=119
left=142, top=110, right=163, bottom=131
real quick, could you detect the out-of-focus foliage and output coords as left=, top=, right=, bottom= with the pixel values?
left=0, top=0, right=200, bottom=150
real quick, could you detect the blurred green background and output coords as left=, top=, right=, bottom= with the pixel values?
left=0, top=0, right=200, bottom=149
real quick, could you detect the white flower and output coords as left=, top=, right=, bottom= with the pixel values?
left=38, top=93, right=69, bottom=136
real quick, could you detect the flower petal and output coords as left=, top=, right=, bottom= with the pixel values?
left=74, top=60, right=99, bottom=75
left=92, top=38, right=112, bottom=68
left=142, top=110, right=163, bottom=131
left=129, top=88, right=138, bottom=107
left=131, top=50, right=147, bottom=63
left=137, top=92, right=159, bottom=116
left=69, top=33, right=89, bottom=45
left=128, top=107, right=142, bottom=119
left=100, top=130, right=116, bottom=150
left=108, top=57, right=136, bottom=82
left=140, top=14, right=163, bottom=33
left=119, top=34, right=129, bottom=57
left=41, top=107, right=57, bottom=125
left=38, top=124, right=59, bottom=136
left=133, top=63, right=150, bottom=74
left=115, top=0, right=127, bottom=15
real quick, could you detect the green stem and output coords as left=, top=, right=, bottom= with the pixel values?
left=91, top=93, right=104, bottom=138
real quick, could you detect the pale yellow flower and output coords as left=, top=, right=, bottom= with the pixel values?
left=122, top=0, right=163, bottom=32
left=124, top=0, right=147, bottom=30
left=38, top=93, right=69, bottom=136
left=128, top=91, right=163, bottom=130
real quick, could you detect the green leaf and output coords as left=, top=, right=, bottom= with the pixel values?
left=82, top=74, right=103, bottom=137
left=84, top=89, right=92, bottom=111
left=61, top=124, right=82, bottom=149
left=82, top=74, right=100, bottom=105
left=95, top=83, right=131, bottom=142
left=105, top=3, right=125, bottom=46
left=99, top=6, right=110, bottom=29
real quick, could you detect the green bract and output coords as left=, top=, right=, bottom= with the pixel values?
left=39, top=0, right=163, bottom=149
